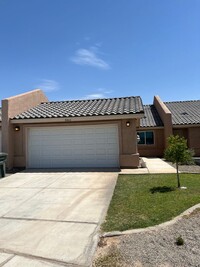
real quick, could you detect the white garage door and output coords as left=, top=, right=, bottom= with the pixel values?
left=27, top=124, right=119, bottom=168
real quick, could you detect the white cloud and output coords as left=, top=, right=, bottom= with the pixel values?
left=84, top=93, right=105, bottom=99
left=37, top=79, right=59, bottom=92
left=83, top=88, right=113, bottom=99
left=71, top=47, right=110, bottom=70
left=98, top=88, right=113, bottom=94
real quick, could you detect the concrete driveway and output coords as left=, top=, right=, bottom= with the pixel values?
left=0, top=170, right=118, bottom=267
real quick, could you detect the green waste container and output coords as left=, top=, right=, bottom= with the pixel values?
left=0, top=153, right=8, bottom=178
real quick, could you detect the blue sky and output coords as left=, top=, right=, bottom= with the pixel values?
left=0, top=0, right=199, bottom=104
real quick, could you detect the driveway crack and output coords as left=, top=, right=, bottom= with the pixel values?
left=0, top=254, right=15, bottom=267
left=0, top=248, right=86, bottom=266
left=1, top=216, right=98, bottom=225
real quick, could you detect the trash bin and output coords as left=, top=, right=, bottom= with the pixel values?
left=0, top=153, right=8, bottom=178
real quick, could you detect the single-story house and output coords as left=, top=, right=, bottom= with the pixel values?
left=0, top=89, right=199, bottom=170
left=1, top=89, right=144, bottom=169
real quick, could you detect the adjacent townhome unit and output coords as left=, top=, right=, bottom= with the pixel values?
left=137, top=96, right=200, bottom=157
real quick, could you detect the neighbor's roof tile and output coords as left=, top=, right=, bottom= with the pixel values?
left=165, top=100, right=200, bottom=125
left=12, top=96, right=144, bottom=120
left=140, top=105, right=163, bottom=127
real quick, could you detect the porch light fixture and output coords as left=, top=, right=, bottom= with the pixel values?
left=14, top=126, right=20, bottom=131
left=126, top=121, right=130, bottom=127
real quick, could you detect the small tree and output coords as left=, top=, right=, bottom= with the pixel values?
left=164, top=135, right=194, bottom=188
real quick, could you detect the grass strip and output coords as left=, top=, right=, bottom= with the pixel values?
left=102, top=174, right=200, bottom=232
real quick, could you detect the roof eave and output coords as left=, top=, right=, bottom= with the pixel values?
left=138, top=126, right=164, bottom=129
left=172, top=123, right=200, bottom=128
left=11, top=113, right=145, bottom=124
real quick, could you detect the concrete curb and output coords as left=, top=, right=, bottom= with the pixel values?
left=101, top=203, right=200, bottom=238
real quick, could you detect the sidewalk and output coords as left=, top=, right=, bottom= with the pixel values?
left=121, top=157, right=176, bottom=174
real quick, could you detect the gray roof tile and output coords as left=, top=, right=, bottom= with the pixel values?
left=165, top=100, right=200, bottom=125
left=13, top=96, right=144, bottom=120
left=140, top=105, right=163, bottom=127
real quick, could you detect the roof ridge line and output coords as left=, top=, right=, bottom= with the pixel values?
left=164, top=100, right=200, bottom=104
left=40, top=96, right=141, bottom=104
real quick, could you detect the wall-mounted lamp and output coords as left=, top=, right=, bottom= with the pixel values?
left=126, top=121, right=130, bottom=127
left=14, top=126, right=20, bottom=131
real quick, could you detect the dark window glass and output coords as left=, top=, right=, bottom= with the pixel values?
left=146, top=131, right=154, bottom=144
left=138, top=132, right=145, bottom=144
left=137, top=131, right=154, bottom=145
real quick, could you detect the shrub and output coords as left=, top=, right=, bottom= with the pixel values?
left=176, top=235, right=184, bottom=246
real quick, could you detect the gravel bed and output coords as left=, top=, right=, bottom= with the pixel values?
left=166, top=162, right=200, bottom=173
left=118, top=210, right=200, bottom=267
left=177, top=164, right=200, bottom=173
left=93, top=210, right=200, bottom=267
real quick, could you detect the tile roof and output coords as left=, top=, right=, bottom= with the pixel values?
left=140, top=105, right=163, bottom=127
left=165, top=100, right=200, bottom=125
left=12, top=96, right=144, bottom=120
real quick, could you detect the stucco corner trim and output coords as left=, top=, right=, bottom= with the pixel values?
left=154, top=95, right=171, bottom=115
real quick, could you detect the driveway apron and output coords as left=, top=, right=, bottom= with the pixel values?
left=0, top=171, right=118, bottom=267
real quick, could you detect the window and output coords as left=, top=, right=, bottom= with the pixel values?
left=138, top=131, right=154, bottom=145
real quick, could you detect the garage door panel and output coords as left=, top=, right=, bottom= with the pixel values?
left=28, top=125, right=119, bottom=168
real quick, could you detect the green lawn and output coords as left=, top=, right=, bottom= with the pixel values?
left=102, top=174, right=200, bottom=232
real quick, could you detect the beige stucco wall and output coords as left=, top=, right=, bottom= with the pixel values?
left=173, top=127, right=200, bottom=156
left=173, top=128, right=188, bottom=140
left=153, top=96, right=173, bottom=147
left=12, top=118, right=140, bottom=169
left=188, top=127, right=200, bottom=156
left=119, top=119, right=140, bottom=167
left=2, top=89, right=48, bottom=169
left=137, top=128, right=165, bottom=157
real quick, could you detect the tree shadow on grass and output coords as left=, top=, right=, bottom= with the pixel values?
left=150, top=186, right=176, bottom=194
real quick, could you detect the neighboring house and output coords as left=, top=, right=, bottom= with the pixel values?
left=165, top=100, right=200, bottom=156
left=0, top=90, right=199, bottom=170
left=1, top=90, right=144, bottom=169
left=137, top=96, right=200, bottom=157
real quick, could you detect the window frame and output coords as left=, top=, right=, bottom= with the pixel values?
left=137, top=131, right=155, bottom=145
